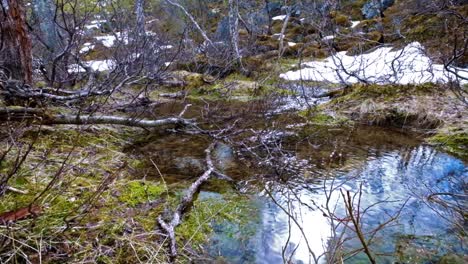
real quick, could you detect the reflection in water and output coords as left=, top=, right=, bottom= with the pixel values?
left=209, top=145, right=467, bottom=263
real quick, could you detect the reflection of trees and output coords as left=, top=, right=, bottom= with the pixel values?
left=255, top=138, right=466, bottom=263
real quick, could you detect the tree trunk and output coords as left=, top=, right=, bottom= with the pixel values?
left=264, top=0, right=272, bottom=35
left=32, top=0, right=60, bottom=81
left=0, top=0, right=33, bottom=84
left=228, top=0, right=243, bottom=67
left=135, top=0, right=145, bottom=36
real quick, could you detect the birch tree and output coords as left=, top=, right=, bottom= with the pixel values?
left=228, top=0, right=242, bottom=65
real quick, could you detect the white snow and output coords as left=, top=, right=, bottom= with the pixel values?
left=272, top=15, right=287, bottom=21
left=79, top=43, right=95, bottom=53
left=84, top=20, right=106, bottom=30
left=145, top=31, right=158, bottom=36
left=322, top=35, right=335, bottom=40
left=351, top=21, right=361, bottom=28
left=288, top=42, right=297, bottom=47
left=272, top=33, right=285, bottom=40
left=160, top=45, right=173, bottom=50
left=280, top=42, right=468, bottom=85
left=68, top=60, right=115, bottom=73
left=95, top=32, right=128, bottom=47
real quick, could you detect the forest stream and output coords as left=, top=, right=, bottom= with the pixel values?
left=129, top=98, right=467, bottom=264
left=1, top=1, right=467, bottom=263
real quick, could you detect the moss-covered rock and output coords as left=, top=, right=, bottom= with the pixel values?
left=171, top=70, right=206, bottom=89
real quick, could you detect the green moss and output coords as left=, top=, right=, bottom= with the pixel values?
left=299, top=110, right=350, bottom=126
left=118, top=180, right=165, bottom=207
left=438, top=254, right=465, bottom=264
left=21, top=127, right=126, bottom=152
left=224, top=72, right=252, bottom=82
left=401, top=14, right=442, bottom=42
left=428, top=132, right=468, bottom=159
left=333, top=14, right=352, bottom=27
left=176, top=193, right=257, bottom=250
left=341, top=0, right=367, bottom=20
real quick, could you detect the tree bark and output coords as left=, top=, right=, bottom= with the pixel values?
left=0, top=0, right=33, bottom=84
left=228, top=0, right=241, bottom=62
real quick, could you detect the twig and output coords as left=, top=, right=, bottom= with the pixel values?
left=5, top=186, right=28, bottom=194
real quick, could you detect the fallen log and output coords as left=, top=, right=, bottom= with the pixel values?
left=157, top=143, right=218, bottom=261
left=0, top=107, right=195, bottom=128
left=159, top=91, right=187, bottom=99
left=1, top=80, right=110, bottom=101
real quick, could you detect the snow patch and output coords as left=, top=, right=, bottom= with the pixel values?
left=322, top=35, right=334, bottom=40
left=272, top=15, right=287, bottom=21
left=351, top=21, right=361, bottom=28
left=95, top=32, right=128, bottom=47
left=85, top=20, right=106, bottom=30
left=79, top=43, right=95, bottom=53
left=280, top=42, right=468, bottom=85
left=68, top=60, right=115, bottom=73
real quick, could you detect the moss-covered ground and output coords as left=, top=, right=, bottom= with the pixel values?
left=0, top=122, right=255, bottom=263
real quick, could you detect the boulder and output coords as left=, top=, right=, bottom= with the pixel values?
left=225, top=80, right=260, bottom=94
left=171, top=71, right=206, bottom=89
left=362, top=0, right=395, bottom=19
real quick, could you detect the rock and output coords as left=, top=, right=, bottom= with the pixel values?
left=224, top=80, right=260, bottom=94
left=213, top=143, right=235, bottom=171
left=266, top=1, right=282, bottom=17
left=170, top=71, right=207, bottom=89
left=362, top=0, right=395, bottom=19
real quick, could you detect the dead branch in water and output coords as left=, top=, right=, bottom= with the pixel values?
left=157, top=143, right=217, bottom=261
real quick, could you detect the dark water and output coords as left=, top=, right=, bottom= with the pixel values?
left=132, top=99, right=467, bottom=263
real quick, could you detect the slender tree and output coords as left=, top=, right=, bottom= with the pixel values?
left=135, top=0, right=146, bottom=36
